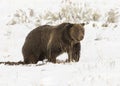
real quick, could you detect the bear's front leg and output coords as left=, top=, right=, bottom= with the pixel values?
left=67, top=43, right=80, bottom=62
left=72, top=43, right=80, bottom=62
left=67, top=46, right=74, bottom=62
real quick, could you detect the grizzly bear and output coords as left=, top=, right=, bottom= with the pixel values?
left=22, top=23, right=85, bottom=64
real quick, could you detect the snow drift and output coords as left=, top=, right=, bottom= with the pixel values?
left=0, top=0, right=120, bottom=86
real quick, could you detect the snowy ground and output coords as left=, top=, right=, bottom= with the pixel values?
left=0, top=0, right=120, bottom=86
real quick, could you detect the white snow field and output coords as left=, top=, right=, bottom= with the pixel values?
left=0, top=0, right=120, bottom=86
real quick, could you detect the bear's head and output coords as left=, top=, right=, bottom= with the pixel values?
left=66, top=23, right=85, bottom=43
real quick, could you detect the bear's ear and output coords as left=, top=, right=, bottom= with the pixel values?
left=65, top=23, right=74, bottom=29
left=81, top=23, right=85, bottom=26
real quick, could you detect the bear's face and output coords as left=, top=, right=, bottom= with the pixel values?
left=70, top=23, right=85, bottom=43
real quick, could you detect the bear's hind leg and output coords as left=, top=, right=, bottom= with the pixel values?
left=24, top=55, right=38, bottom=64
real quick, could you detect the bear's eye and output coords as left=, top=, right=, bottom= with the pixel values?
left=76, top=29, right=80, bottom=34
left=75, top=28, right=80, bottom=32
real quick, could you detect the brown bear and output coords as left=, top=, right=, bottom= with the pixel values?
left=22, top=23, right=85, bottom=64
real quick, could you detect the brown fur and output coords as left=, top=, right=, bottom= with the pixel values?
left=22, top=23, right=85, bottom=64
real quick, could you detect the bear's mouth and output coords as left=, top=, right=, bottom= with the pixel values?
left=77, top=36, right=84, bottom=41
left=74, top=38, right=81, bottom=43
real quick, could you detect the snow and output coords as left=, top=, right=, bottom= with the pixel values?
left=0, top=0, right=120, bottom=86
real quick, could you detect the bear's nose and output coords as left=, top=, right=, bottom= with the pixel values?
left=80, top=34, right=84, bottom=40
